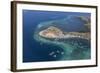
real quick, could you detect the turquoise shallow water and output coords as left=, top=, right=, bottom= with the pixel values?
left=34, top=30, right=90, bottom=61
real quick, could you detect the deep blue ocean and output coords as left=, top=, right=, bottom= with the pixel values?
left=23, top=10, right=91, bottom=62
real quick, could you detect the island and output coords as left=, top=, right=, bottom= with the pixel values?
left=39, top=26, right=90, bottom=40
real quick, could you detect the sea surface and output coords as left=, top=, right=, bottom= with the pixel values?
left=23, top=10, right=91, bottom=62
